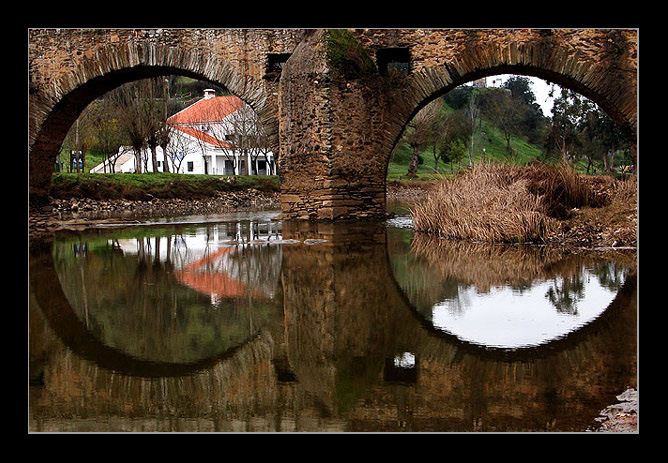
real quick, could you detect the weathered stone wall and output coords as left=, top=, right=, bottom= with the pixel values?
left=29, top=29, right=638, bottom=220
left=276, top=28, right=637, bottom=220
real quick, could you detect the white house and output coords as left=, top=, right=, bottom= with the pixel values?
left=90, top=90, right=276, bottom=176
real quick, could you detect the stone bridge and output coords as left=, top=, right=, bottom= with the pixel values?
left=29, top=28, right=637, bottom=220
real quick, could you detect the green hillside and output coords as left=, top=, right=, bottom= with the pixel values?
left=387, top=118, right=544, bottom=182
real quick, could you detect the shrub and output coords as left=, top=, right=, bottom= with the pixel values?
left=411, top=163, right=603, bottom=244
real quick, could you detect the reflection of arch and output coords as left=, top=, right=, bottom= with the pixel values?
left=29, top=240, right=264, bottom=378
left=389, top=267, right=637, bottom=363
left=382, top=233, right=638, bottom=362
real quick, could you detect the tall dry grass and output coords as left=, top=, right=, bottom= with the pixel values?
left=411, top=163, right=602, bottom=244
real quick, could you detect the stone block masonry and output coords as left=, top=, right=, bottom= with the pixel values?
left=30, top=28, right=637, bottom=220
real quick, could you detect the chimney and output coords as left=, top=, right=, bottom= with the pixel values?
left=203, top=89, right=216, bottom=99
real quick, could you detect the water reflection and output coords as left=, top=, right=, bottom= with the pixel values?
left=29, top=217, right=637, bottom=432
left=51, top=220, right=283, bottom=364
left=390, top=232, right=630, bottom=350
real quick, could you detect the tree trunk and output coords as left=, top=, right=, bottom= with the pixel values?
left=150, top=145, right=159, bottom=173
left=161, top=143, right=170, bottom=173
left=408, top=145, right=419, bottom=177
left=134, top=148, right=142, bottom=173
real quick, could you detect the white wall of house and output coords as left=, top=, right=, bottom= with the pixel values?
left=91, top=136, right=275, bottom=176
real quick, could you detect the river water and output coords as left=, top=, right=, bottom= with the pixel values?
left=28, top=208, right=637, bottom=432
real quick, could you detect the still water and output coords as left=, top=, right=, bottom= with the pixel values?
left=28, top=210, right=637, bottom=432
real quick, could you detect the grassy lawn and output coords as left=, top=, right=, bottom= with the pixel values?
left=51, top=172, right=280, bottom=200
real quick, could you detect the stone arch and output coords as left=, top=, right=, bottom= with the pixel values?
left=275, top=29, right=637, bottom=221
left=29, top=41, right=277, bottom=201
left=380, top=30, right=637, bottom=169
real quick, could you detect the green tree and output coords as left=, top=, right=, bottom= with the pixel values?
left=479, top=87, right=522, bottom=160
left=432, top=110, right=471, bottom=172
left=579, top=102, right=628, bottom=173
left=546, top=87, right=583, bottom=164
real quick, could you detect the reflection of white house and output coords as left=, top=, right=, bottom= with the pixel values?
left=90, top=89, right=275, bottom=176
left=113, top=220, right=282, bottom=303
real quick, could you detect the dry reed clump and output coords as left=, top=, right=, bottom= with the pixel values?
left=411, top=163, right=600, bottom=244
left=609, top=174, right=637, bottom=204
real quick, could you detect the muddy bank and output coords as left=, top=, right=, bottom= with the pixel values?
left=29, top=189, right=280, bottom=239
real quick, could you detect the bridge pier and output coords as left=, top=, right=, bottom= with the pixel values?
left=277, top=30, right=392, bottom=221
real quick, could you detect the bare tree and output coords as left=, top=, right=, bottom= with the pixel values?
left=142, top=78, right=168, bottom=173
left=402, top=99, right=443, bottom=177
left=465, top=91, right=480, bottom=166
left=108, top=79, right=162, bottom=173
left=85, top=98, right=127, bottom=173
left=224, top=104, right=272, bottom=175
left=164, top=126, right=199, bottom=173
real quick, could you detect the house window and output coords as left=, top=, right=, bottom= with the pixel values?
left=377, top=48, right=411, bottom=76
left=187, top=161, right=194, bottom=172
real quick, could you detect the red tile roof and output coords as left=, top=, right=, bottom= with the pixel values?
left=167, top=95, right=243, bottom=125
left=167, top=95, right=244, bottom=147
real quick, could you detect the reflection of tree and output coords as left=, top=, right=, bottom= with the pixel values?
left=543, top=262, right=629, bottom=316
left=589, top=262, right=629, bottom=291
left=389, top=230, right=632, bottom=320
left=544, top=273, right=586, bottom=315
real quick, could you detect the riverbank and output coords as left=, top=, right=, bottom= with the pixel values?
left=389, top=170, right=637, bottom=249
left=28, top=188, right=281, bottom=239
left=29, top=176, right=637, bottom=250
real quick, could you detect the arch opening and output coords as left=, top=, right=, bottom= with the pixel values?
left=387, top=68, right=636, bottom=182
left=30, top=64, right=278, bottom=204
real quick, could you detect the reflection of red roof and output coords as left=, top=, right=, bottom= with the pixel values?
left=167, top=95, right=244, bottom=148
left=175, top=247, right=266, bottom=299
left=176, top=271, right=252, bottom=298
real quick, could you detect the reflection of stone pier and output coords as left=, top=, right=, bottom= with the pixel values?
left=29, top=226, right=637, bottom=432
